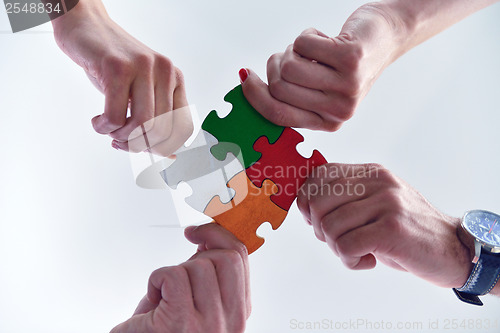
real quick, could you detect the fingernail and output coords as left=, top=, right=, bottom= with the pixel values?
left=239, top=68, right=249, bottom=83
left=111, top=140, right=120, bottom=150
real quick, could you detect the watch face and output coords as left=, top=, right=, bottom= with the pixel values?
left=463, top=210, right=500, bottom=247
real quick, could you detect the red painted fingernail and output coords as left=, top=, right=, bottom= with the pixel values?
left=239, top=68, right=249, bottom=83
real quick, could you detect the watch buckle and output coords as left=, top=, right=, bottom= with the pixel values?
left=473, top=241, right=481, bottom=264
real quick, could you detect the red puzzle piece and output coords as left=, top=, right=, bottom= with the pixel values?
left=246, top=127, right=327, bottom=211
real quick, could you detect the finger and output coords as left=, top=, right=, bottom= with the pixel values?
left=279, top=44, right=341, bottom=92
left=112, top=139, right=129, bottom=152
left=297, top=164, right=330, bottom=222
left=109, top=76, right=155, bottom=142
left=109, top=312, right=155, bottom=333
left=182, top=256, right=222, bottom=315
left=185, top=223, right=251, bottom=316
left=300, top=27, right=330, bottom=39
left=147, top=266, right=194, bottom=310
left=293, top=29, right=340, bottom=69
left=172, top=70, right=189, bottom=110
left=92, top=80, right=131, bottom=134
left=120, top=69, right=177, bottom=153
left=266, top=53, right=344, bottom=127
left=335, top=222, right=389, bottom=270
left=185, top=223, right=247, bottom=255
left=194, top=249, right=249, bottom=322
left=122, top=112, right=174, bottom=153
left=114, top=70, right=191, bottom=155
left=241, top=68, right=324, bottom=130
left=133, top=295, right=157, bottom=315
left=299, top=163, right=371, bottom=217
left=340, top=254, right=377, bottom=270
left=320, top=196, right=384, bottom=255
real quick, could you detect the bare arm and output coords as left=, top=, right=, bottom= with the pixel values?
left=50, top=0, right=189, bottom=154
left=242, top=0, right=500, bottom=131
left=384, top=0, right=500, bottom=60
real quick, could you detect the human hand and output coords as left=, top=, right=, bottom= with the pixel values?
left=241, top=3, right=407, bottom=131
left=297, top=163, right=473, bottom=289
left=110, top=223, right=251, bottom=333
left=51, top=0, right=191, bottom=155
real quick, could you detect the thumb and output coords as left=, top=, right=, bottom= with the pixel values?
left=239, top=68, right=305, bottom=128
left=110, top=311, right=155, bottom=333
left=184, top=223, right=247, bottom=255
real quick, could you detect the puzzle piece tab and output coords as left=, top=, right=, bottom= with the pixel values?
left=204, top=170, right=288, bottom=254
left=246, top=127, right=327, bottom=211
left=161, top=130, right=245, bottom=212
left=201, top=85, right=285, bottom=168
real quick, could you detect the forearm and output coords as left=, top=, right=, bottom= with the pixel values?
left=50, top=0, right=108, bottom=39
left=380, top=0, right=500, bottom=61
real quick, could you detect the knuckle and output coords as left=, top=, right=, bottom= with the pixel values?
left=165, top=265, right=188, bottom=281
left=134, top=53, right=155, bottom=68
left=361, top=163, right=387, bottom=179
left=380, top=188, right=404, bottom=211
left=336, top=238, right=354, bottom=257
left=267, top=53, right=280, bottom=66
left=366, top=163, right=385, bottom=173
left=280, top=59, right=298, bottom=82
left=191, top=257, right=215, bottom=273
left=376, top=168, right=399, bottom=186
left=319, top=214, right=334, bottom=237
left=321, top=120, right=343, bottom=132
left=293, top=34, right=309, bottom=51
left=268, top=79, right=285, bottom=100
left=221, top=249, right=245, bottom=267
left=149, top=267, right=167, bottom=281
left=343, top=44, right=364, bottom=70
left=343, top=76, right=363, bottom=97
left=101, top=114, right=126, bottom=129
left=174, top=67, right=185, bottom=86
left=268, top=104, right=288, bottom=126
left=233, top=243, right=249, bottom=259
left=103, top=55, right=134, bottom=78
left=155, top=54, right=174, bottom=71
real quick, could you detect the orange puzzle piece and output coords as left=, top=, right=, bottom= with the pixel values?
left=204, top=170, right=288, bottom=254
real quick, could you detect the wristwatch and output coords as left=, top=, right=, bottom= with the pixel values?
left=453, top=210, right=500, bottom=306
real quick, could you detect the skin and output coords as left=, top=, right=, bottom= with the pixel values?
left=50, top=0, right=189, bottom=154
left=297, top=163, right=500, bottom=296
left=110, top=223, right=251, bottom=333
left=242, top=0, right=500, bottom=297
left=241, top=0, right=500, bottom=131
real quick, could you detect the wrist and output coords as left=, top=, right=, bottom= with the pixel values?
left=455, top=212, right=500, bottom=298
left=350, top=2, right=413, bottom=68
left=372, top=1, right=417, bottom=62
left=51, top=0, right=109, bottom=41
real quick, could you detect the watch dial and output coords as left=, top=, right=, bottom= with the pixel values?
left=464, top=210, right=500, bottom=247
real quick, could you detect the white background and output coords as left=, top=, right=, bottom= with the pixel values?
left=1, top=1, right=500, bottom=332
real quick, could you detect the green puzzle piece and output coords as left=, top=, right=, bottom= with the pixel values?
left=202, top=85, right=285, bottom=168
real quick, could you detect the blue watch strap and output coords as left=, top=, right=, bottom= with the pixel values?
left=453, top=249, right=500, bottom=306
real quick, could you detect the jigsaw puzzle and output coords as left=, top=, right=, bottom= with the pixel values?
left=246, top=127, right=328, bottom=211
left=160, top=130, right=246, bottom=212
left=162, top=84, right=327, bottom=253
left=204, top=170, right=288, bottom=254
left=202, top=85, right=285, bottom=168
